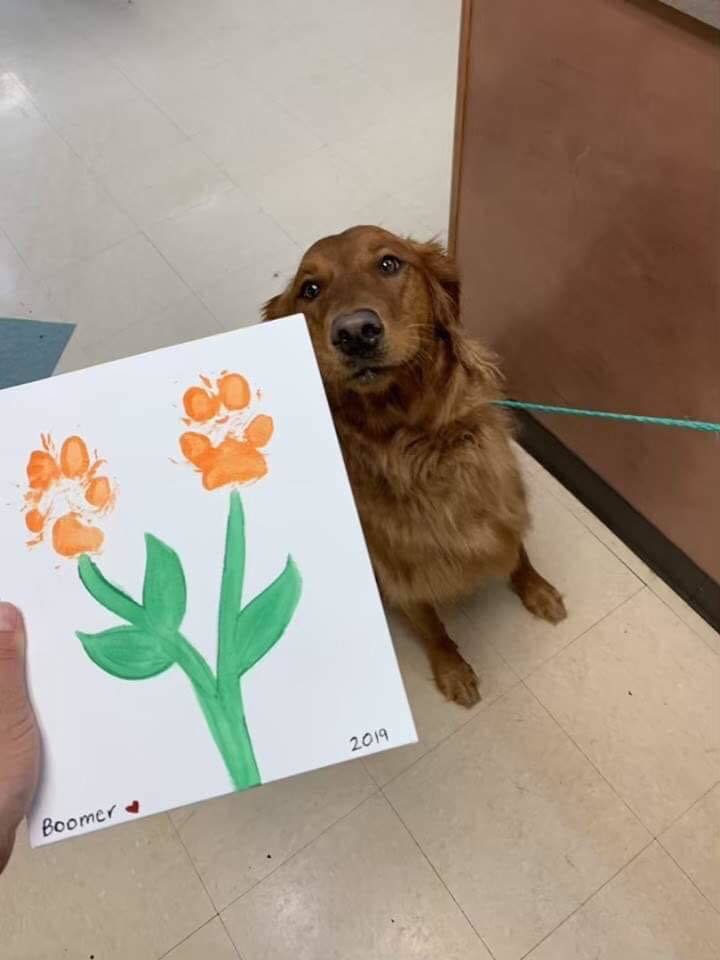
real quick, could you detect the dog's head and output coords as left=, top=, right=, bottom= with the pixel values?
left=263, top=225, right=462, bottom=397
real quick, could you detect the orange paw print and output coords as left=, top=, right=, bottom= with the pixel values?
left=179, top=373, right=274, bottom=490
left=23, top=434, right=116, bottom=557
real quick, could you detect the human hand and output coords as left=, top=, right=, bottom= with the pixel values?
left=0, top=603, right=40, bottom=874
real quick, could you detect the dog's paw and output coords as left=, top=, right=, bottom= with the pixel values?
left=433, top=652, right=480, bottom=708
left=522, top=579, right=567, bottom=624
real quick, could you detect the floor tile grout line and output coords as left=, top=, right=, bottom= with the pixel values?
left=518, top=583, right=646, bottom=685
left=382, top=668, right=654, bottom=959
left=100, top=58, right=195, bottom=146
left=455, top=603, right=523, bottom=681
left=26, top=229, right=144, bottom=293
left=374, top=677, right=525, bottom=791
left=106, top=44, right=340, bottom=236
left=536, top=452, right=718, bottom=652
left=456, top=576, right=645, bottom=690
left=5, top=62, right=246, bottom=299
left=0, top=146, right=145, bottom=308
left=165, top=815, right=247, bottom=959
left=3, top=68, right=150, bottom=242
left=654, top=773, right=720, bottom=915
left=530, top=464, right=655, bottom=584
left=217, top=784, right=381, bottom=913
left=517, top=838, right=656, bottom=960
left=156, top=913, right=219, bottom=960
left=657, top=834, right=720, bottom=918
left=167, top=813, right=221, bottom=921
left=531, top=460, right=720, bottom=650
left=132, top=185, right=301, bottom=305
left=646, top=579, right=720, bottom=658
left=179, top=92, right=333, bottom=195
left=74, top=288, right=222, bottom=356
left=104, top=174, right=236, bottom=239
left=382, top=790, right=498, bottom=959
left=0, top=223, right=42, bottom=292
left=521, top=674, right=654, bottom=839
left=217, top=911, right=247, bottom=960
left=658, top=776, right=720, bottom=837
left=522, top=590, right=720, bottom=837
left=90, top=57, right=254, bottom=237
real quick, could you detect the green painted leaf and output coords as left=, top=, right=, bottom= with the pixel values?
left=217, top=491, right=246, bottom=674
left=143, top=534, right=187, bottom=631
left=78, top=625, right=174, bottom=680
left=78, top=554, right=145, bottom=626
left=231, top=556, right=302, bottom=677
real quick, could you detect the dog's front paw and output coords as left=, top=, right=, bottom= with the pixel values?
left=433, top=651, right=480, bottom=708
left=522, top=578, right=567, bottom=624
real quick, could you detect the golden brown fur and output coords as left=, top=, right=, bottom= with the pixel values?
left=264, top=226, right=566, bottom=706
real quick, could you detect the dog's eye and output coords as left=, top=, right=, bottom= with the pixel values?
left=378, top=254, right=401, bottom=275
left=300, top=280, right=321, bottom=300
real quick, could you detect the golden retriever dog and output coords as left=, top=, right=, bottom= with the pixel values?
left=264, top=225, right=566, bottom=707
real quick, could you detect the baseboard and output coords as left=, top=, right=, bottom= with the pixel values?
left=515, top=410, right=720, bottom=634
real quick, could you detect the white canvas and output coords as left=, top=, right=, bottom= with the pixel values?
left=0, top=315, right=416, bottom=847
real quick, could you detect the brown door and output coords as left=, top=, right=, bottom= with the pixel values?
left=451, top=0, right=720, bottom=592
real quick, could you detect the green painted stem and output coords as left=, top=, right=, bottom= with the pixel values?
left=191, top=684, right=259, bottom=792
left=173, top=631, right=259, bottom=791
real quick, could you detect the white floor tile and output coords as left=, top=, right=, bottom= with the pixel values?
left=57, top=94, right=187, bottom=167
left=52, top=330, right=91, bottom=376
left=82, top=294, right=222, bottom=365
left=648, top=573, right=720, bottom=656
left=172, top=760, right=377, bottom=911
left=386, top=685, right=650, bottom=960
left=0, top=232, right=54, bottom=319
left=526, top=843, right=720, bottom=960
left=44, top=234, right=189, bottom=345
left=197, top=248, right=301, bottom=330
left=528, top=589, right=720, bottom=836
left=363, top=609, right=518, bottom=786
left=222, top=795, right=492, bottom=960
left=254, top=146, right=386, bottom=250
left=0, top=117, right=83, bottom=217
left=134, top=59, right=266, bottom=138
left=0, top=71, right=44, bottom=121
left=193, top=93, right=324, bottom=194
left=461, top=478, right=643, bottom=678
left=1, top=818, right=214, bottom=960
left=10, top=53, right=139, bottom=126
left=1, top=171, right=136, bottom=278
left=661, top=783, right=720, bottom=912
left=145, top=188, right=297, bottom=291
left=94, top=138, right=234, bottom=228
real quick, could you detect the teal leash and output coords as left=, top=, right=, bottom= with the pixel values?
left=495, top=400, right=720, bottom=434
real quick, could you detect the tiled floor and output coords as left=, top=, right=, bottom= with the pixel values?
left=2, top=2, right=719, bottom=959
left=1, top=0, right=456, bottom=363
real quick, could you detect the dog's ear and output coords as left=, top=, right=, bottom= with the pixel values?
left=408, top=239, right=460, bottom=335
left=262, top=277, right=297, bottom=322
left=261, top=291, right=287, bottom=323
left=409, top=237, right=501, bottom=387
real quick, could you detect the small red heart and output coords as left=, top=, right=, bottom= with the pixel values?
left=125, top=800, right=140, bottom=814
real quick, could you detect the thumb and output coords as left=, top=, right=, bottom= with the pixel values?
left=0, top=603, right=40, bottom=872
left=0, top=602, right=39, bottom=793
left=0, top=603, right=30, bottom=718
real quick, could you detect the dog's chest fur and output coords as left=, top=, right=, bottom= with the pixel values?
left=335, top=411, right=529, bottom=606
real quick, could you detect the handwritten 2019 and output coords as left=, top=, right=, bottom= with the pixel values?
left=350, top=729, right=389, bottom=752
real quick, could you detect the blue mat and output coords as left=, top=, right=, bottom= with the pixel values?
left=0, top=318, right=76, bottom=389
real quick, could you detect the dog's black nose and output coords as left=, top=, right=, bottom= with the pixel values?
left=331, top=310, right=384, bottom=358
